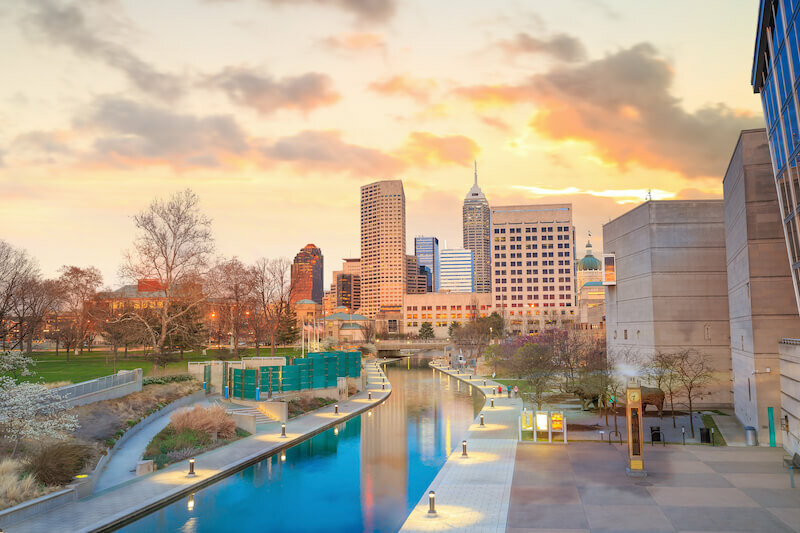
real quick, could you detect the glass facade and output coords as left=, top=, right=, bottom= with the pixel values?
left=439, top=248, right=475, bottom=293
left=753, top=0, right=800, bottom=312
left=414, top=236, right=439, bottom=291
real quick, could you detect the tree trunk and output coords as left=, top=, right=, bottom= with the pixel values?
left=669, top=393, right=676, bottom=428
left=25, top=336, right=32, bottom=355
left=55, top=338, right=59, bottom=357
left=688, top=394, right=695, bottom=438
left=255, top=341, right=260, bottom=357
left=124, top=344, right=128, bottom=359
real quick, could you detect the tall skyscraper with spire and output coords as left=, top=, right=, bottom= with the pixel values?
left=463, top=161, right=491, bottom=293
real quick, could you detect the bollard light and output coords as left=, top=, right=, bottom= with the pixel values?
left=382, top=383, right=385, bottom=390
left=711, top=427, right=715, bottom=447
left=187, top=494, right=195, bottom=511
left=335, top=404, right=339, bottom=415
left=480, top=414, right=485, bottom=427
left=681, top=426, right=686, bottom=446
left=469, top=375, right=472, bottom=380
left=483, top=380, right=487, bottom=386
left=368, top=391, right=372, bottom=400
left=462, top=440, right=468, bottom=457
left=491, top=398, right=494, bottom=408
left=281, top=423, right=287, bottom=438
left=428, top=491, right=437, bottom=515
left=187, top=458, right=196, bottom=477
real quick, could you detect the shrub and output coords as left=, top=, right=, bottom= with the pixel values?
left=25, top=443, right=90, bottom=486
left=0, top=458, right=47, bottom=511
left=143, top=374, right=195, bottom=386
left=170, top=406, right=236, bottom=439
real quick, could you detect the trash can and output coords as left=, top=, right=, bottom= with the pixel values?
left=700, top=427, right=711, bottom=443
left=745, top=426, right=758, bottom=446
left=650, top=426, right=662, bottom=442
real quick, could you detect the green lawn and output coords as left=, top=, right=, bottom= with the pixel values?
left=15, top=347, right=303, bottom=384
left=701, top=414, right=727, bottom=446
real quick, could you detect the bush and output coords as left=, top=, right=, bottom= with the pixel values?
left=25, top=443, right=90, bottom=486
left=143, top=374, right=195, bottom=386
left=0, top=458, right=47, bottom=511
left=170, top=405, right=236, bottom=439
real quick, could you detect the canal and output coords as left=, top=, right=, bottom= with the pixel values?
left=118, top=358, right=483, bottom=532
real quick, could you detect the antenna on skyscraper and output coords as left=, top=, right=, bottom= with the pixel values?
left=474, top=160, right=478, bottom=186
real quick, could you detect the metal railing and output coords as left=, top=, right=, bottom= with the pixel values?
left=52, top=368, right=142, bottom=401
left=781, top=338, right=800, bottom=345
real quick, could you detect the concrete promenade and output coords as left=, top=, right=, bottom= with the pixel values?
left=506, top=442, right=798, bottom=532
left=401, top=361, right=523, bottom=532
left=0, top=359, right=392, bottom=533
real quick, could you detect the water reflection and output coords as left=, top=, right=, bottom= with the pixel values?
left=119, top=358, right=482, bottom=533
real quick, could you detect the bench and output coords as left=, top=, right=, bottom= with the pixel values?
left=784, top=453, right=799, bottom=488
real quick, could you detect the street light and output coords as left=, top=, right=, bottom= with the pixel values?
left=428, top=491, right=437, bottom=515
left=187, top=458, right=196, bottom=477
left=461, top=440, right=468, bottom=457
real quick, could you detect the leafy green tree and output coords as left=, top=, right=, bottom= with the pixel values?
left=277, top=306, right=299, bottom=345
left=447, top=321, right=461, bottom=337
left=418, top=321, right=435, bottom=339
left=487, top=312, right=504, bottom=339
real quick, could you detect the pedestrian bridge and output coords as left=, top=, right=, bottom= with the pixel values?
left=375, top=339, right=450, bottom=356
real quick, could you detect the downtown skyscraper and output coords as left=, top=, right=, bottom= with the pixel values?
left=439, top=248, right=475, bottom=292
left=360, top=180, right=406, bottom=317
left=414, top=236, right=439, bottom=291
left=463, top=162, right=491, bottom=293
left=290, top=244, right=324, bottom=304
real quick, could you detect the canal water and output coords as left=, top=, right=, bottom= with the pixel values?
left=118, top=358, right=482, bottom=533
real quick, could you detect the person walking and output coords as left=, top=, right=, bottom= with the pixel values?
left=507, top=386, right=511, bottom=398
left=497, top=385, right=502, bottom=395
left=513, top=385, right=519, bottom=398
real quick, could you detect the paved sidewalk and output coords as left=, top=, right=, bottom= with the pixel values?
left=0, top=360, right=391, bottom=533
left=94, top=399, right=213, bottom=492
left=506, top=442, right=799, bottom=533
left=401, top=362, right=522, bottom=532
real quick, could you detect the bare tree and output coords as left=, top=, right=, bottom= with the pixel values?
left=251, top=257, right=295, bottom=355
left=11, top=276, right=61, bottom=354
left=57, top=266, right=103, bottom=360
left=0, top=241, right=38, bottom=351
left=511, top=341, right=559, bottom=410
left=211, top=257, right=256, bottom=356
left=119, top=189, right=214, bottom=372
left=673, top=349, right=713, bottom=438
left=650, top=351, right=682, bottom=428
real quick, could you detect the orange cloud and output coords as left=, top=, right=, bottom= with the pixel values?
left=451, top=84, right=533, bottom=108
left=479, top=116, right=511, bottom=132
left=368, top=75, right=438, bottom=102
left=395, top=132, right=479, bottom=167
left=322, top=32, right=386, bottom=52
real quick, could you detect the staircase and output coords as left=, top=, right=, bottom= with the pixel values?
left=213, top=400, right=276, bottom=425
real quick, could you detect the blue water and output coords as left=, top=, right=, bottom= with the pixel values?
left=118, top=358, right=482, bottom=532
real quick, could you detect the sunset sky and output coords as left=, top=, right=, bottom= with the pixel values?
left=0, top=0, right=764, bottom=289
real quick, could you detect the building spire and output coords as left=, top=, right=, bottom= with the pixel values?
left=474, top=160, right=478, bottom=187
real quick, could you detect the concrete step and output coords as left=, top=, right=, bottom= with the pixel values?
left=225, top=406, right=274, bottom=425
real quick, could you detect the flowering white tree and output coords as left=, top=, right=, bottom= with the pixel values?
left=0, top=350, right=35, bottom=379
left=0, top=377, right=78, bottom=455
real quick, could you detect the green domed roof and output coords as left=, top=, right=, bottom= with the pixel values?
left=577, top=239, right=602, bottom=271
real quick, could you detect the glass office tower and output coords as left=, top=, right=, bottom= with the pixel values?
left=439, top=248, right=475, bottom=293
left=414, top=236, right=439, bottom=291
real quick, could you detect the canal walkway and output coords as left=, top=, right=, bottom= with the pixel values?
left=0, top=359, right=392, bottom=533
left=401, top=361, right=523, bottom=533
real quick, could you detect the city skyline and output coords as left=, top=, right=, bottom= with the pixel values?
left=0, top=1, right=764, bottom=289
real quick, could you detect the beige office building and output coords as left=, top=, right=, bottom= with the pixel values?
left=360, top=180, right=406, bottom=318
left=490, top=203, right=576, bottom=335
left=724, top=129, right=800, bottom=448
left=403, top=292, right=493, bottom=338
left=604, top=200, right=732, bottom=407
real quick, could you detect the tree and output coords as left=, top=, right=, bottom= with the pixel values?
left=360, top=321, right=376, bottom=343
left=320, top=336, right=337, bottom=351
left=487, top=312, right=504, bottom=339
left=251, top=257, right=295, bottom=355
left=212, top=258, right=256, bottom=356
left=0, top=376, right=79, bottom=456
left=0, top=241, right=38, bottom=352
left=650, top=351, right=681, bottom=428
left=0, top=350, right=35, bottom=380
left=511, top=341, right=559, bottom=409
left=11, top=277, right=61, bottom=354
left=418, top=321, right=435, bottom=340
left=447, top=321, right=461, bottom=337
left=673, top=349, right=713, bottom=438
left=57, top=265, right=103, bottom=359
left=277, top=305, right=300, bottom=345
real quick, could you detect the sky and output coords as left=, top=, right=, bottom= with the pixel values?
left=0, top=0, right=765, bottom=289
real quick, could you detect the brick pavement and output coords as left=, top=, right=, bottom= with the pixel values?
left=0, top=360, right=392, bottom=533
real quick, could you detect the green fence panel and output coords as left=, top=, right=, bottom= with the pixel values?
left=243, top=368, right=257, bottom=400
left=232, top=368, right=243, bottom=398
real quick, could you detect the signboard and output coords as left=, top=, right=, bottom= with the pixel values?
left=551, top=412, right=564, bottom=431
left=602, top=253, right=616, bottom=286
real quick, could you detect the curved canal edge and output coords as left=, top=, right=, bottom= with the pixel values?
left=400, top=361, right=523, bottom=533
left=1, top=359, right=394, bottom=533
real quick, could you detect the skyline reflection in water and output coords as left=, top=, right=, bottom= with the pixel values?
left=118, top=358, right=482, bottom=533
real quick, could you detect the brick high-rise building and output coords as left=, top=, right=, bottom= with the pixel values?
left=360, top=180, right=406, bottom=317
left=463, top=162, right=491, bottom=293
left=491, top=203, right=575, bottom=334
left=290, top=244, right=323, bottom=305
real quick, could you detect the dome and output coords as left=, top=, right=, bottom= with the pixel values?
left=577, top=239, right=602, bottom=271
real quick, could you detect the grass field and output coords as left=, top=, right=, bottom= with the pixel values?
left=15, top=347, right=303, bottom=384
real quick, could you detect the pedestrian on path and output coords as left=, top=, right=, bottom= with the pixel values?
left=513, top=385, right=519, bottom=397
left=507, top=387, right=511, bottom=398
left=497, top=385, right=502, bottom=395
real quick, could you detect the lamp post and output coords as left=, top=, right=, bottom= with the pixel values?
left=280, top=423, right=286, bottom=438
left=428, top=491, right=437, bottom=515
left=461, top=440, right=468, bottom=457
left=480, top=414, right=485, bottom=427
left=187, top=458, right=196, bottom=478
